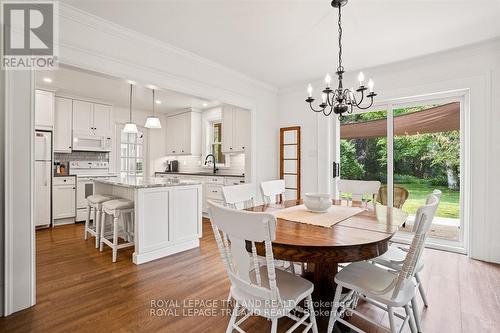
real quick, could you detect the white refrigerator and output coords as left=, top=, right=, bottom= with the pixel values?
left=35, top=131, right=52, bottom=227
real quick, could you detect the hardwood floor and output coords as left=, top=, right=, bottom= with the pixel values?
left=1, top=219, right=499, bottom=333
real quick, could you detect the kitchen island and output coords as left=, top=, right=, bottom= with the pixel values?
left=93, top=177, right=203, bottom=264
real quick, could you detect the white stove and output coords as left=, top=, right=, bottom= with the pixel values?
left=69, top=161, right=112, bottom=177
left=69, top=161, right=117, bottom=221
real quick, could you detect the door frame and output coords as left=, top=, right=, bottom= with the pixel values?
left=327, top=89, right=470, bottom=254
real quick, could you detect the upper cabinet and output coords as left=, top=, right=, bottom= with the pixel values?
left=93, top=103, right=112, bottom=135
left=54, top=97, right=73, bottom=153
left=35, top=89, right=54, bottom=130
left=166, top=111, right=201, bottom=155
left=222, top=106, right=250, bottom=153
left=72, top=100, right=112, bottom=136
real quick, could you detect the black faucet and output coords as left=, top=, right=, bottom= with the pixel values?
left=204, top=154, right=218, bottom=174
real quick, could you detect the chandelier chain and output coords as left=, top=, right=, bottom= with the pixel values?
left=337, top=5, right=343, bottom=72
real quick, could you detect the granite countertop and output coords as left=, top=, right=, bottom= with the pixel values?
left=94, top=177, right=201, bottom=189
left=53, top=174, right=76, bottom=178
left=155, top=171, right=245, bottom=178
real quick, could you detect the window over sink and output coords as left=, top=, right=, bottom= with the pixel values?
left=203, top=108, right=229, bottom=168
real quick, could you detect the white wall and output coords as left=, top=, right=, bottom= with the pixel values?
left=0, top=59, right=5, bottom=316
left=277, top=39, right=500, bottom=263
left=3, top=71, right=35, bottom=315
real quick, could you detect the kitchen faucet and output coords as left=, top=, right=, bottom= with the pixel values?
left=204, top=154, right=218, bottom=174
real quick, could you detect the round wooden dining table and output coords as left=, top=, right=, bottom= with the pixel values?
left=246, top=199, right=406, bottom=326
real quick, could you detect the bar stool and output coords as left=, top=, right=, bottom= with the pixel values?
left=85, top=194, right=114, bottom=248
left=99, top=198, right=135, bottom=262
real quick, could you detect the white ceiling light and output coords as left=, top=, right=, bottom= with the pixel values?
left=123, top=83, right=138, bottom=133
left=202, top=102, right=208, bottom=107
left=145, top=89, right=162, bottom=129
left=43, top=77, right=52, bottom=83
left=155, top=100, right=162, bottom=105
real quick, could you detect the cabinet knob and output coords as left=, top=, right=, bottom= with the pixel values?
left=172, top=150, right=175, bottom=153
left=242, top=146, right=245, bottom=150
left=230, top=147, right=233, bottom=150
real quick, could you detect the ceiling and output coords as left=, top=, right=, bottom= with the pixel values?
left=36, top=65, right=220, bottom=113
left=62, top=0, right=500, bottom=88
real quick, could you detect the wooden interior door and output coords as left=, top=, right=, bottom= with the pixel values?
left=280, top=126, right=301, bottom=200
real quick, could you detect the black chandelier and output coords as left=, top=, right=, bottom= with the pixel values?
left=306, top=0, right=377, bottom=118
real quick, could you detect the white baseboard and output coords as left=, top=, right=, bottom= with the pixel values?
left=133, top=239, right=200, bottom=265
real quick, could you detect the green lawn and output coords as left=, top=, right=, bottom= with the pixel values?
left=397, top=183, right=460, bottom=218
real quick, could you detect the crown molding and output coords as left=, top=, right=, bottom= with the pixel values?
left=58, top=3, right=278, bottom=94
left=278, top=36, right=500, bottom=96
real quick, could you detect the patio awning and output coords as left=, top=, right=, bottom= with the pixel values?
left=340, top=102, right=460, bottom=139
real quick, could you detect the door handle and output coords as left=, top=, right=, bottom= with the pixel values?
left=332, top=162, right=340, bottom=178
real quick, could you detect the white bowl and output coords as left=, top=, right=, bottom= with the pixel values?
left=304, top=193, right=332, bottom=213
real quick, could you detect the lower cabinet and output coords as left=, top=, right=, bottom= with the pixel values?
left=154, top=173, right=245, bottom=212
left=53, top=177, right=76, bottom=224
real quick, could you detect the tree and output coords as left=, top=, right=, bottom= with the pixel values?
left=340, top=140, right=365, bottom=179
left=424, top=131, right=460, bottom=189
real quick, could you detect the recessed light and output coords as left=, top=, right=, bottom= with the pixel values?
left=43, top=77, right=52, bottom=83
left=146, top=84, right=158, bottom=90
left=126, top=80, right=136, bottom=85
left=155, top=100, right=162, bottom=105
left=202, top=102, right=208, bottom=107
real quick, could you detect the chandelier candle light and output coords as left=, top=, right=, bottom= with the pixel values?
left=306, top=0, right=377, bottom=118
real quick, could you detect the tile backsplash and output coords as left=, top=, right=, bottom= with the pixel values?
left=154, top=153, right=245, bottom=176
left=54, top=151, right=109, bottom=167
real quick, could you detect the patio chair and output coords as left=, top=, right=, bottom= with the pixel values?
left=376, top=185, right=409, bottom=209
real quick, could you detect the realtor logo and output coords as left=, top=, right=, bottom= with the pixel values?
left=1, top=1, right=58, bottom=69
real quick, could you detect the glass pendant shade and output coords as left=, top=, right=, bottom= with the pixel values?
left=123, top=122, right=138, bottom=133
left=145, top=116, right=161, bottom=129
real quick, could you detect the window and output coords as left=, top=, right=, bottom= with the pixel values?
left=211, top=121, right=225, bottom=164
left=120, top=128, right=145, bottom=177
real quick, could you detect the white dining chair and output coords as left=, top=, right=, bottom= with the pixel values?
left=221, top=183, right=256, bottom=210
left=208, top=201, right=318, bottom=333
left=327, top=194, right=440, bottom=333
left=338, top=179, right=381, bottom=203
left=260, top=179, right=286, bottom=204
left=371, top=189, right=442, bottom=332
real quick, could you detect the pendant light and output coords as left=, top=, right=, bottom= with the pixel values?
left=123, top=83, right=138, bottom=133
left=145, top=89, right=162, bottom=129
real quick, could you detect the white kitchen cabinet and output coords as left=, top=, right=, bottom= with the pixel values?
left=171, top=187, right=201, bottom=241
left=93, top=103, right=112, bottom=135
left=222, top=106, right=250, bottom=153
left=166, top=111, right=201, bottom=155
left=54, top=97, right=73, bottom=153
left=72, top=100, right=93, bottom=133
left=73, top=100, right=112, bottom=136
left=35, top=89, right=54, bottom=130
left=53, top=177, right=76, bottom=220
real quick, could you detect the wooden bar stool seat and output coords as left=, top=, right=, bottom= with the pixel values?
left=99, top=199, right=135, bottom=262
left=85, top=194, right=114, bottom=248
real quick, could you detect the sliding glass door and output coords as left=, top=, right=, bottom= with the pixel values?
left=335, top=93, right=466, bottom=252
left=339, top=108, right=388, bottom=200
